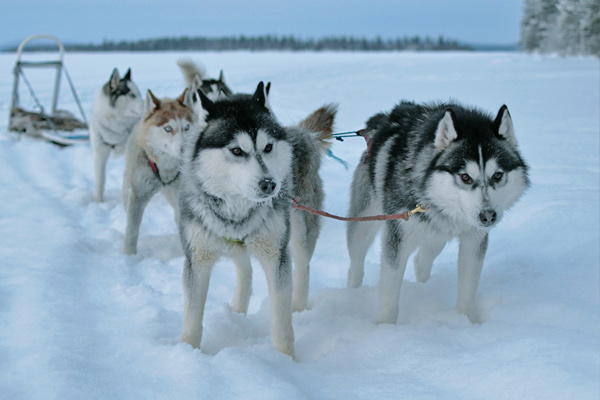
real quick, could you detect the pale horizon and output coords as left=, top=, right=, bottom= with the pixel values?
left=1, top=0, right=524, bottom=48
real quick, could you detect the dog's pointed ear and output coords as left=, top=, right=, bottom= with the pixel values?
left=264, top=82, right=273, bottom=113
left=182, top=87, right=195, bottom=108
left=145, top=89, right=160, bottom=114
left=191, top=74, right=202, bottom=93
left=124, top=68, right=131, bottom=81
left=177, top=88, right=188, bottom=105
left=434, top=109, right=458, bottom=150
left=252, top=81, right=267, bottom=109
left=195, top=89, right=215, bottom=115
left=494, top=105, right=517, bottom=147
left=218, top=71, right=233, bottom=97
left=109, top=68, right=120, bottom=89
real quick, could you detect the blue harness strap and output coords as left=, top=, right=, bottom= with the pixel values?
left=326, top=149, right=350, bottom=170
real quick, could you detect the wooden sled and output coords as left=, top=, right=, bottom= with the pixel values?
left=8, top=35, right=89, bottom=145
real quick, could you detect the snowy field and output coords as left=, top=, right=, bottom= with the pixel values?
left=0, top=51, right=598, bottom=399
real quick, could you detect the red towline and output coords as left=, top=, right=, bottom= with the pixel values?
left=291, top=197, right=428, bottom=222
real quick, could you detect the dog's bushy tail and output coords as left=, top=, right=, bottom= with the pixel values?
left=297, top=103, right=338, bottom=154
left=177, top=58, right=207, bottom=86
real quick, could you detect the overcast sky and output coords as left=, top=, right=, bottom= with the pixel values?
left=2, top=0, right=524, bottom=47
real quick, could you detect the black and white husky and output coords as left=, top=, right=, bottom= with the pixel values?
left=346, top=101, right=529, bottom=323
left=90, top=68, right=143, bottom=202
left=177, top=58, right=233, bottom=104
left=178, top=82, right=336, bottom=357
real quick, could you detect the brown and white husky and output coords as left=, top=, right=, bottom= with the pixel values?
left=122, top=89, right=204, bottom=255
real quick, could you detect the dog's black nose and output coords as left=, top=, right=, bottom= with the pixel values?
left=479, top=209, right=497, bottom=227
left=258, top=178, right=276, bottom=195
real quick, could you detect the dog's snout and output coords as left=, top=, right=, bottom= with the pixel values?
left=478, top=209, right=497, bottom=227
left=259, top=178, right=277, bottom=195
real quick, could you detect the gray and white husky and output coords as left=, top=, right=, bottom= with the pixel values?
left=90, top=68, right=144, bottom=202
left=178, top=82, right=336, bottom=357
left=346, top=101, right=529, bottom=323
left=121, top=89, right=201, bottom=255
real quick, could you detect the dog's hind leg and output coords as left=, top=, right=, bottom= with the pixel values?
left=93, top=142, right=111, bottom=202
left=456, top=230, right=488, bottom=322
left=413, top=239, right=446, bottom=283
left=181, top=246, right=218, bottom=349
left=290, top=211, right=318, bottom=312
left=346, top=192, right=381, bottom=288
left=376, top=220, right=413, bottom=324
left=347, top=218, right=380, bottom=288
left=346, top=163, right=381, bottom=288
left=123, top=188, right=154, bottom=255
left=231, top=251, right=252, bottom=315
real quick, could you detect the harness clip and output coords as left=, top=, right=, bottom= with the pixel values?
left=407, top=204, right=429, bottom=218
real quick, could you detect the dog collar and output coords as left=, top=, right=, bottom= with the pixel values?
left=145, top=153, right=161, bottom=179
left=224, top=237, right=244, bottom=245
left=99, top=135, right=117, bottom=149
left=148, top=158, right=159, bottom=175
left=144, top=152, right=179, bottom=186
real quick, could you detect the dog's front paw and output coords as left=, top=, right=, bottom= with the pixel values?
left=346, top=267, right=364, bottom=289
left=273, top=335, right=295, bottom=359
left=292, top=293, right=308, bottom=313
left=375, top=305, right=399, bottom=325
left=181, top=331, right=202, bottom=349
left=456, top=302, right=481, bottom=323
left=123, top=244, right=137, bottom=255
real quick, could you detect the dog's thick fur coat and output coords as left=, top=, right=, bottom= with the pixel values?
left=178, top=82, right=336, bottom=357
left=346, top=101, right=529, bottom=323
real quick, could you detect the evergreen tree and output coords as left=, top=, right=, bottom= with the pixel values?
left=521, top=0, right=544, bottom=51
left=581, top=0, right=600, bottom=56
left=558, top=0, right=584, bottom=55
left=520, top=0, right=599, bottom=56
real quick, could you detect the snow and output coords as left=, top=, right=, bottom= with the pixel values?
left=1, top=51, right=598, bottom=399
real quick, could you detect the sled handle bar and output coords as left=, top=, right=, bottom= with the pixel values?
left=16, top=35, right=64, bottom=63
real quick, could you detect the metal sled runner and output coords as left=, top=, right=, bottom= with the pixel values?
left=9, top=35, right=88, bottom=145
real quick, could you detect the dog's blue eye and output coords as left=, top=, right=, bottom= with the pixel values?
left=129, top=93, right=136, bottom=98
left=492, top=172, right=504, bottom=182
left=264, top=143, right=273, bottom=153
left=184, top=124, right=190, bottom=131
left=164, top=126, right=172, bottom=133
left=460, top=174, right=473, bottom=184
left=231, top=147, right=244, bottom=156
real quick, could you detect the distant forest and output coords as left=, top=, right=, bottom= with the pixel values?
left=8, top=35, right=473, bottom=52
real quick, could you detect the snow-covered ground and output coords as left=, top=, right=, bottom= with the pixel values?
left=0, top=51, right=598, bottom=399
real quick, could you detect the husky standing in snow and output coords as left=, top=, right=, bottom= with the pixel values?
left=346, top=101, right=529, bottom=323
left=90, top=68, right=144, bottom=202
left=121, top=89, right=202, bottom=255
left=177, top=82, right=336, bottom=357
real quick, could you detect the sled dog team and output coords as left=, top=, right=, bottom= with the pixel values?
left=89, top=59, right=530, bottom=358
